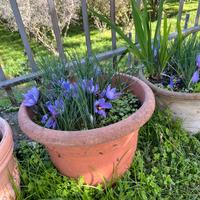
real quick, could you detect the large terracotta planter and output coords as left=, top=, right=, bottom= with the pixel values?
left=139, top=72, right=200, bottom=134
left=18, top=74, right=155, bottom=185
left=0, top=117, right=20, bottom=199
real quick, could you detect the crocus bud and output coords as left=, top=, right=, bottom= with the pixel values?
left=196, top=54, right=200, bottom=68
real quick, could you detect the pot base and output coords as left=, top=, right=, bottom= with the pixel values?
left=46, top=131, right=138, bottom=185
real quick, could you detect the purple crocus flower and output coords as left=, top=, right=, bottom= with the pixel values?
left=45, top=117, right=57, bottom=129
left=70, top=82, right=79, bottom=97
left=46, top=102, right=59, bottom=117
left=46, top=98, right=64, bottom=117
left=41, top=113, right=57, bottom=129
left=105, top=85, right=121, bottom=100
left=62, top=80, right=71, bottom=91
left=196, top=55, right=200, bottom=68
left=94, top=98, right=112, bottom=117
left=23, top=87, right=39, bottom=107
left=80, top=79, right=99, bottom=94
left=41, top=114, right=49, bottom=124
left=81, top=79, right=87, bottom=90
left=99, top=89, right=106, bottom=98
left=192, top=70, right=199, bottom=83
left=42, top=98, right=64, bottom=129
left=169, top=76, right=174, bottom=89
left=88, top=79, right=99, bottom=94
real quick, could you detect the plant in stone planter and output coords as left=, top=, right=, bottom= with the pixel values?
left=0, top=117, right=20, bottom=200
left=93, top=0, right=171, bottom=79
left=18, top=56, right=155, bottom=185
left=93, top=0, right=200, bottom=134
left=166, top=35, right=200, bottom=92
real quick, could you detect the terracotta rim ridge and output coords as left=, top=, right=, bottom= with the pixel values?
left=0, top=117, right=14, bottom=173
left=139, top=71, right=200, bottom=100
left=18, top=74, right=155, bottom=147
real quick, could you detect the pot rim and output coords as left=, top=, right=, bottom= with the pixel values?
left=18, top=74, right=155, bottom=147
left=0, top=117, right=13, bottom=172
left=139, top=71, right=200, bottom=100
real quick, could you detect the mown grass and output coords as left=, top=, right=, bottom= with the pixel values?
left=0, top=0, right=199, bottom=107
left=16, top=109, right=200, bottom=199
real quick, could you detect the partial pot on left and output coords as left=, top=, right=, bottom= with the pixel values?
left=0, top=117, right=20, bottom=200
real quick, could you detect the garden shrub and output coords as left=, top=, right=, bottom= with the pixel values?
left=87, top=0, right=132, bottom=32
left=0, top=0, right=79, bottom=55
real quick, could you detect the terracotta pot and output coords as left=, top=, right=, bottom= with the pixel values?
left=139, top=72, right=200, bottom=134
left=18, top=74, right=155, bottom=185
left=0, top=117, right=20, bottom=200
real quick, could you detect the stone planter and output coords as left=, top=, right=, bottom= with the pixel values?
left=139, top=72, right=200, bottom=134
left=0, top=117, right=20, bottom=200
left=18, top=74, right=155, bottom=185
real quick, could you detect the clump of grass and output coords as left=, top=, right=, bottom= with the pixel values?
left=16, top=109, right=200, bottom=199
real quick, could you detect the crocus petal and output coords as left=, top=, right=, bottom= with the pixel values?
left=41, top=114, right=48, bottom=124
left=45, top=117, right=57, bottom=129
left=100, top=89, right=106, bottom=98
left=46, top=102, right=58, bottom=117
left=99, top=98, right=112, bottom=109
left=55, top=98, right=64, bottom=113
left=98, top=109, right=107, bottom=117
left=23, top=87, right=39, bottom=107
left=70, top=83, right=79, bottom=97
left=192, top=71, right=199, bottom=83
left=23, top=95, right=36, bottom=107
left=169, top=76, right=174, bottom=89
left=62, top=81, right=71, bottom=91
left=105, top=84, right=121, bottom=100
left=196, top=54, right=200, bottom=68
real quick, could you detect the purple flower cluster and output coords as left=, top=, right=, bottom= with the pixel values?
left=41, top=98, right=64, bottom=129
left=192, top=55, right=200, bottom=83
left=23, top=78, right=122, bottom=129
left=81, top=79, right=99, bottom=94
left=94, top=84, right=121, bottom=117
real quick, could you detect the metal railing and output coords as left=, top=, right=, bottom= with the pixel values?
left=0, top=0, right=200, bottom=105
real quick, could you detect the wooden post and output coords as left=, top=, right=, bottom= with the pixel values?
left=135, top=0, right=141, bottom=43
left=0, top=66, right=17, bottom=106
left=9, top=0, right=37, bottom=72
left=47, top=0, right=66, bottom=63
left=127, top=32, right=132, bottom=67
left=184, top=13, right=190, bottom=30
left=81, top=0, right=92, bottom=57
left=194, top=0, right=200, bottom=26
left=177, top=0, right=185, bottom=22
left=110, top=0, right=117, bottom=68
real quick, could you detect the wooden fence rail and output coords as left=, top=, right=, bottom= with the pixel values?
left=1, top=0, right=200, bottom=105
